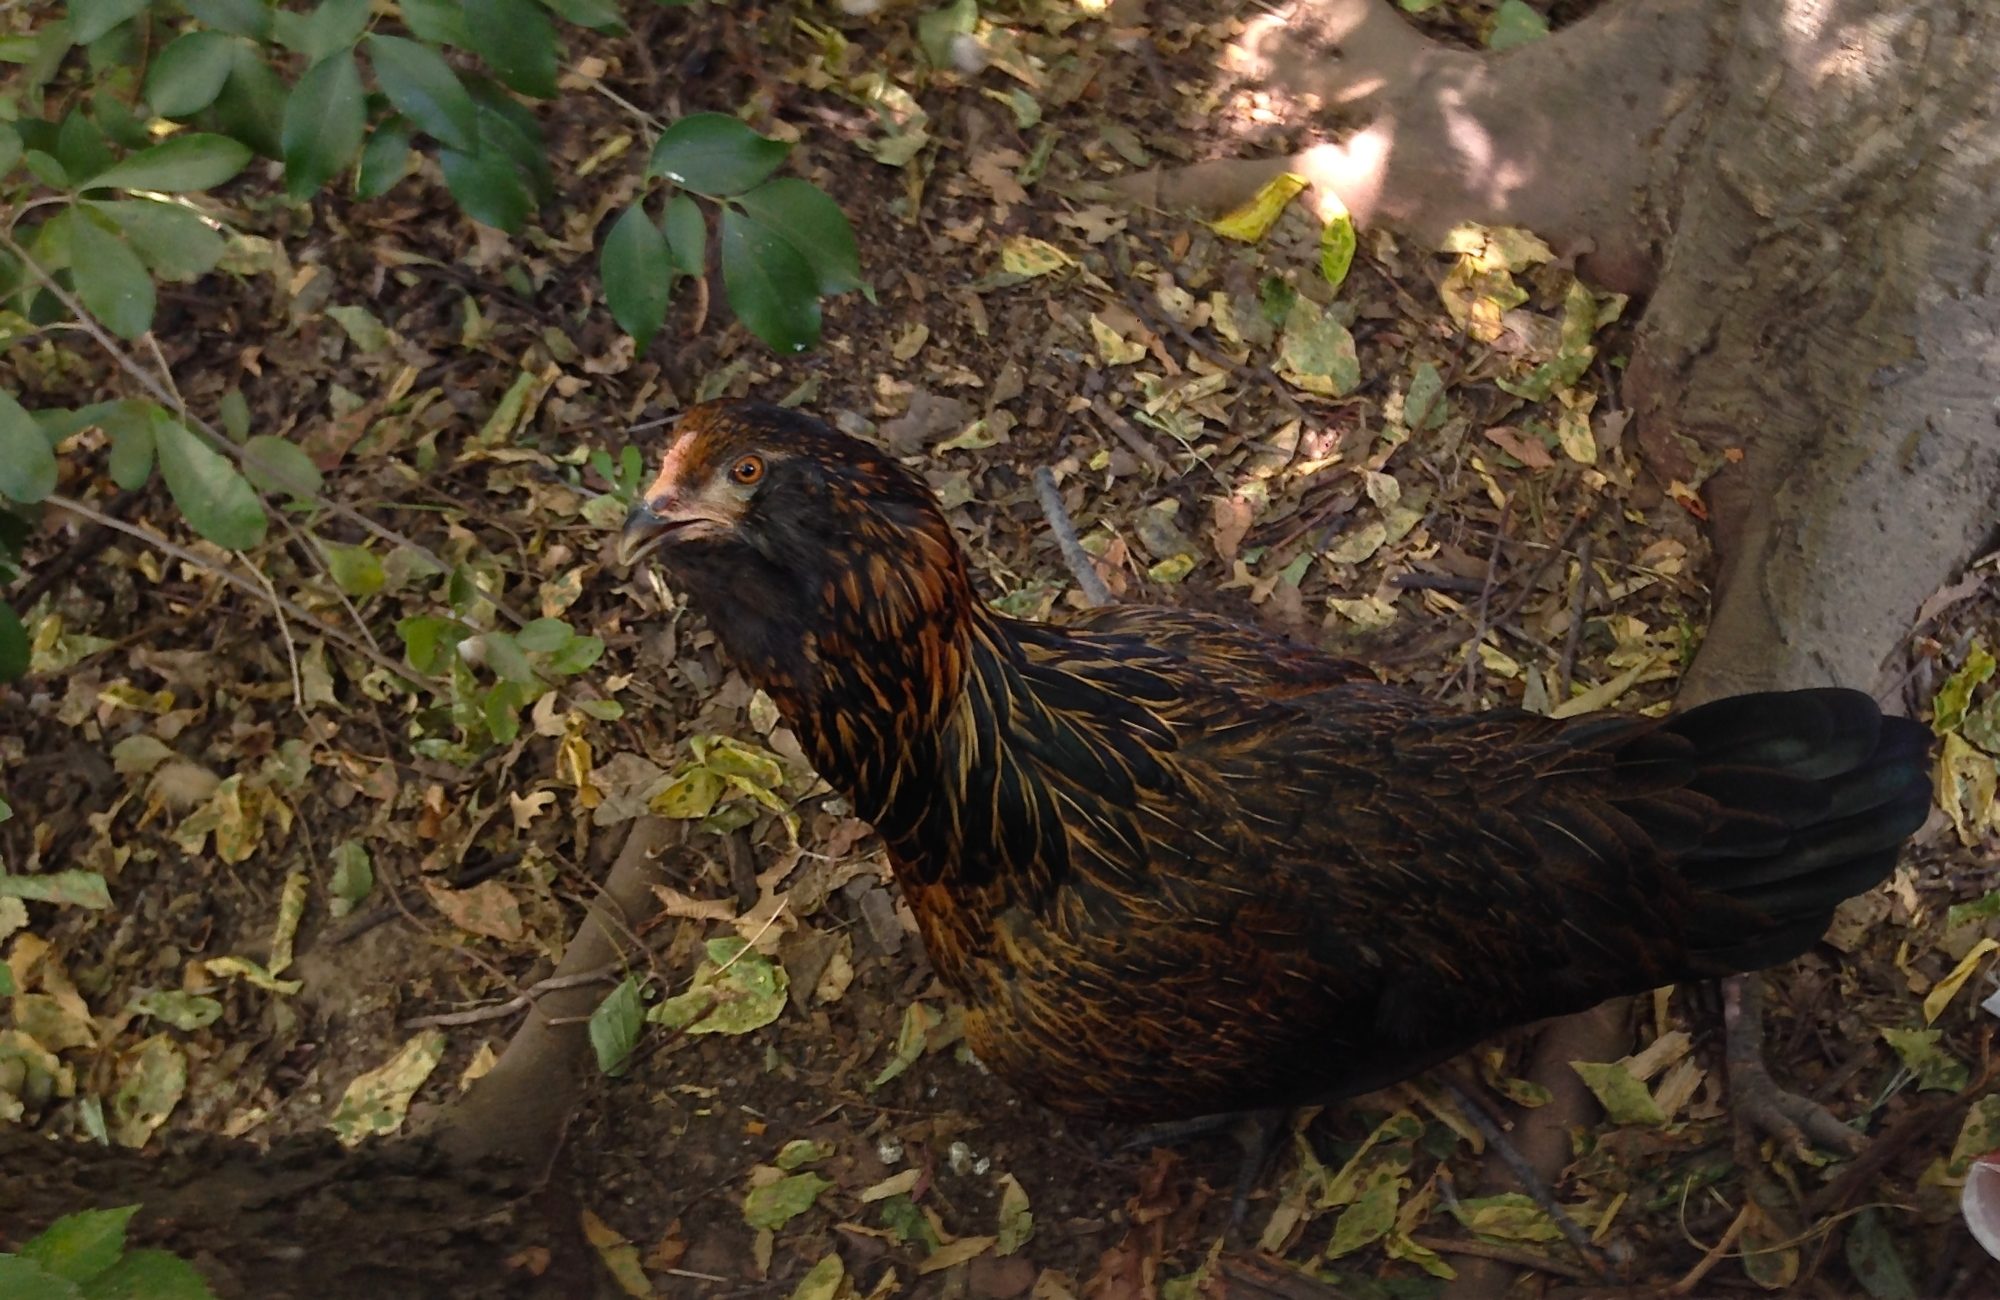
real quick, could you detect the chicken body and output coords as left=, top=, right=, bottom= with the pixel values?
left=620, top=402, right=1932, bottom=1123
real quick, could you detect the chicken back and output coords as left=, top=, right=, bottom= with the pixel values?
left=618, top=401, right=1932, bottom=1122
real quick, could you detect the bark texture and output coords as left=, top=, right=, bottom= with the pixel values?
left=1628, top=0, right=2000, bottom=704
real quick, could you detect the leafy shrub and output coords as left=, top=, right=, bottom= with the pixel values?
left=0, top=1, right=864, bottom=715
left=0, top=1204, right=217, bottom=1298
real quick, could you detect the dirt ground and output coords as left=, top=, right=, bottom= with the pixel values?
left=5, top=0, right=1999, bottom=1296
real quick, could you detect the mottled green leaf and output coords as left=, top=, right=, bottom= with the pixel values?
left=742, top=1173, right=830, bottom=1230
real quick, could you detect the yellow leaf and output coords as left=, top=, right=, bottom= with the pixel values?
left=1090, top=313, right=1145, bottom=365
left=916, top=1235, right=996, bottom=1274
left=1925, top=937, right=1999, bottom=1025
left=1208, top=172, right=1307, bottom=243
left=999, top=236, right=1073, bottom=277
left=269, top=870, right=309, bottom=976
left=328, top=1030, right=445, bottom=1146
left=1939, top=731, right=1998, bottom=845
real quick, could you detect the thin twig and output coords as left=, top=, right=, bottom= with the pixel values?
left=1411, top=1235, right=1596, bottom=1283
left=1668, top=1202, right=1750, bottom=1295
left=43, top=493, right=434, bottom=688
left=1558, top=533, right=1595, bottom=697
left=1457, top=504, right=1511, bottom=704
left=1090, top=396, right=1168, bottom=472
left=1033, top=467, right=1113, bottom=607
left=1440, top=1078, right=1612, bottom=1278
left=252, top=561, right=306, bottom=713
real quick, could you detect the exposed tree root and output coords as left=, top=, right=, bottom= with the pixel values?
left=1107, top=0, right=1711, bottom=293
left=2, top=818, right=678, bottom=1297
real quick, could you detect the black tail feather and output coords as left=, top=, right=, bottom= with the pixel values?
left=1668, top=688, right=1931, bottom=973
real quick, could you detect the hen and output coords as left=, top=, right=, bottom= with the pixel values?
left=618, top=401, right=1931, bottom=1125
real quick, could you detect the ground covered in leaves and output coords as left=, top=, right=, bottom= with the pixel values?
left=5, top=0, right=2000, bottom=1297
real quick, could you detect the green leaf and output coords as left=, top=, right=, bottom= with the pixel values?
left=733, top=178, right=862, bottom=296
left=0, top=127, right=22, bottom=179
left=662, top=193, right=706, bottom=276
left=651, top=937, right=788, bottom=1035
left=0, top=602, right=28, bottom=682
left=600, top=203, right=674, bottom=349
left=153, top=418, right=267, bottom=549
left=85, top=134, right=252, bottom=192
left=1947, top=890, right=2000, bottom=929
left=209, top=47, right=288, bottom=159
left=240, top=434, right=324, bottom=498
left=69, top=209, right=157, bottom=339
left=464, top=0, right=559, bottom=99
left=183, top=0, right=272, bottom=40
left=272, top=0, right=369, bottom=60
left=56, top=112, right=116, bottom=185
left=742, top=1173, right=829, bottom=1231
left=546, top=634, right=603, bottom=675
left=146, top=32, right=240, bottom=117
left=514, top=617, right=573, bottom=653
left=1569, top=1059, right=1666, bottom=1125
left=589, top=976, right=645, bottom=1076
left=129, top=991, right=225, bottom=1031
left=399, top=0, right=472, bottom=46
left=355, top=118, right=414, bottom=198
left=648, top=113, right=789, bottom=198
left=719, top=205, right=820, bottom=353
left=0, top=1255, right=81, bottom=1300
left=0, top=388, right=57, bottom=503
left=323, top=542, right=385, bottom=597
left=0, top=957, right=13, bottom=994
left=0, top=870, right=112, bottom=908
left=328, top=841, right=373, bottom=917
left=439, top=147, right=531, bottom=231
left=70, top=0, right=151, bottom=44
left=283, top=52, right=366, bottom=198
left=1882, top=1026, right=1970, bottom=1092
left=479, top=630, right=537, bottom=683
left=1845, top=1207, right=1917, bottom=1300
left=539, top=0, right=625, bottom=31
left=1935, top=644, right=1995, bottom=734
left=466, top=79, right=551, bottom=199
left=1487, top=0, right=1550, bottom=50
left=365, top=35, right=478, bottom=152
left=86, top=199, right=225, bottom=281
left=79, top=1248, right=218, bottom=1300
left=1319, top=209, right=1356, bottom=291
left=103, top=402, right=156, bottom=490
left=397, top=615, right=463, bottom=672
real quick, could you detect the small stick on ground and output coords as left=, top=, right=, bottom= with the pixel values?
left=1440, top=1078, right=1613, bottom=1278
left=1667, top=1202, right=1751, bottom=1295
left=1411, top=1234, right=1596, bottom=1283
left=1034, top=466, right=1114, bottom=608
left=1559, top=534, right=1595, bottom=697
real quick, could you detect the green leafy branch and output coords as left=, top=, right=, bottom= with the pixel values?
left=602, top=113, right=866, bottom=353
left=0, top=1203, right=217, bottom=1299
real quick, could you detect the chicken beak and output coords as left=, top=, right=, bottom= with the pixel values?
left=617, top=502, right=671, bottom=567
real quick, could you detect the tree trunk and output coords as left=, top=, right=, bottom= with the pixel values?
left=1120, top=0, right=1999, bottom=1293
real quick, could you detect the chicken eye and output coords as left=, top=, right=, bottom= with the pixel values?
left=729, top=455, right=766, bottom=486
